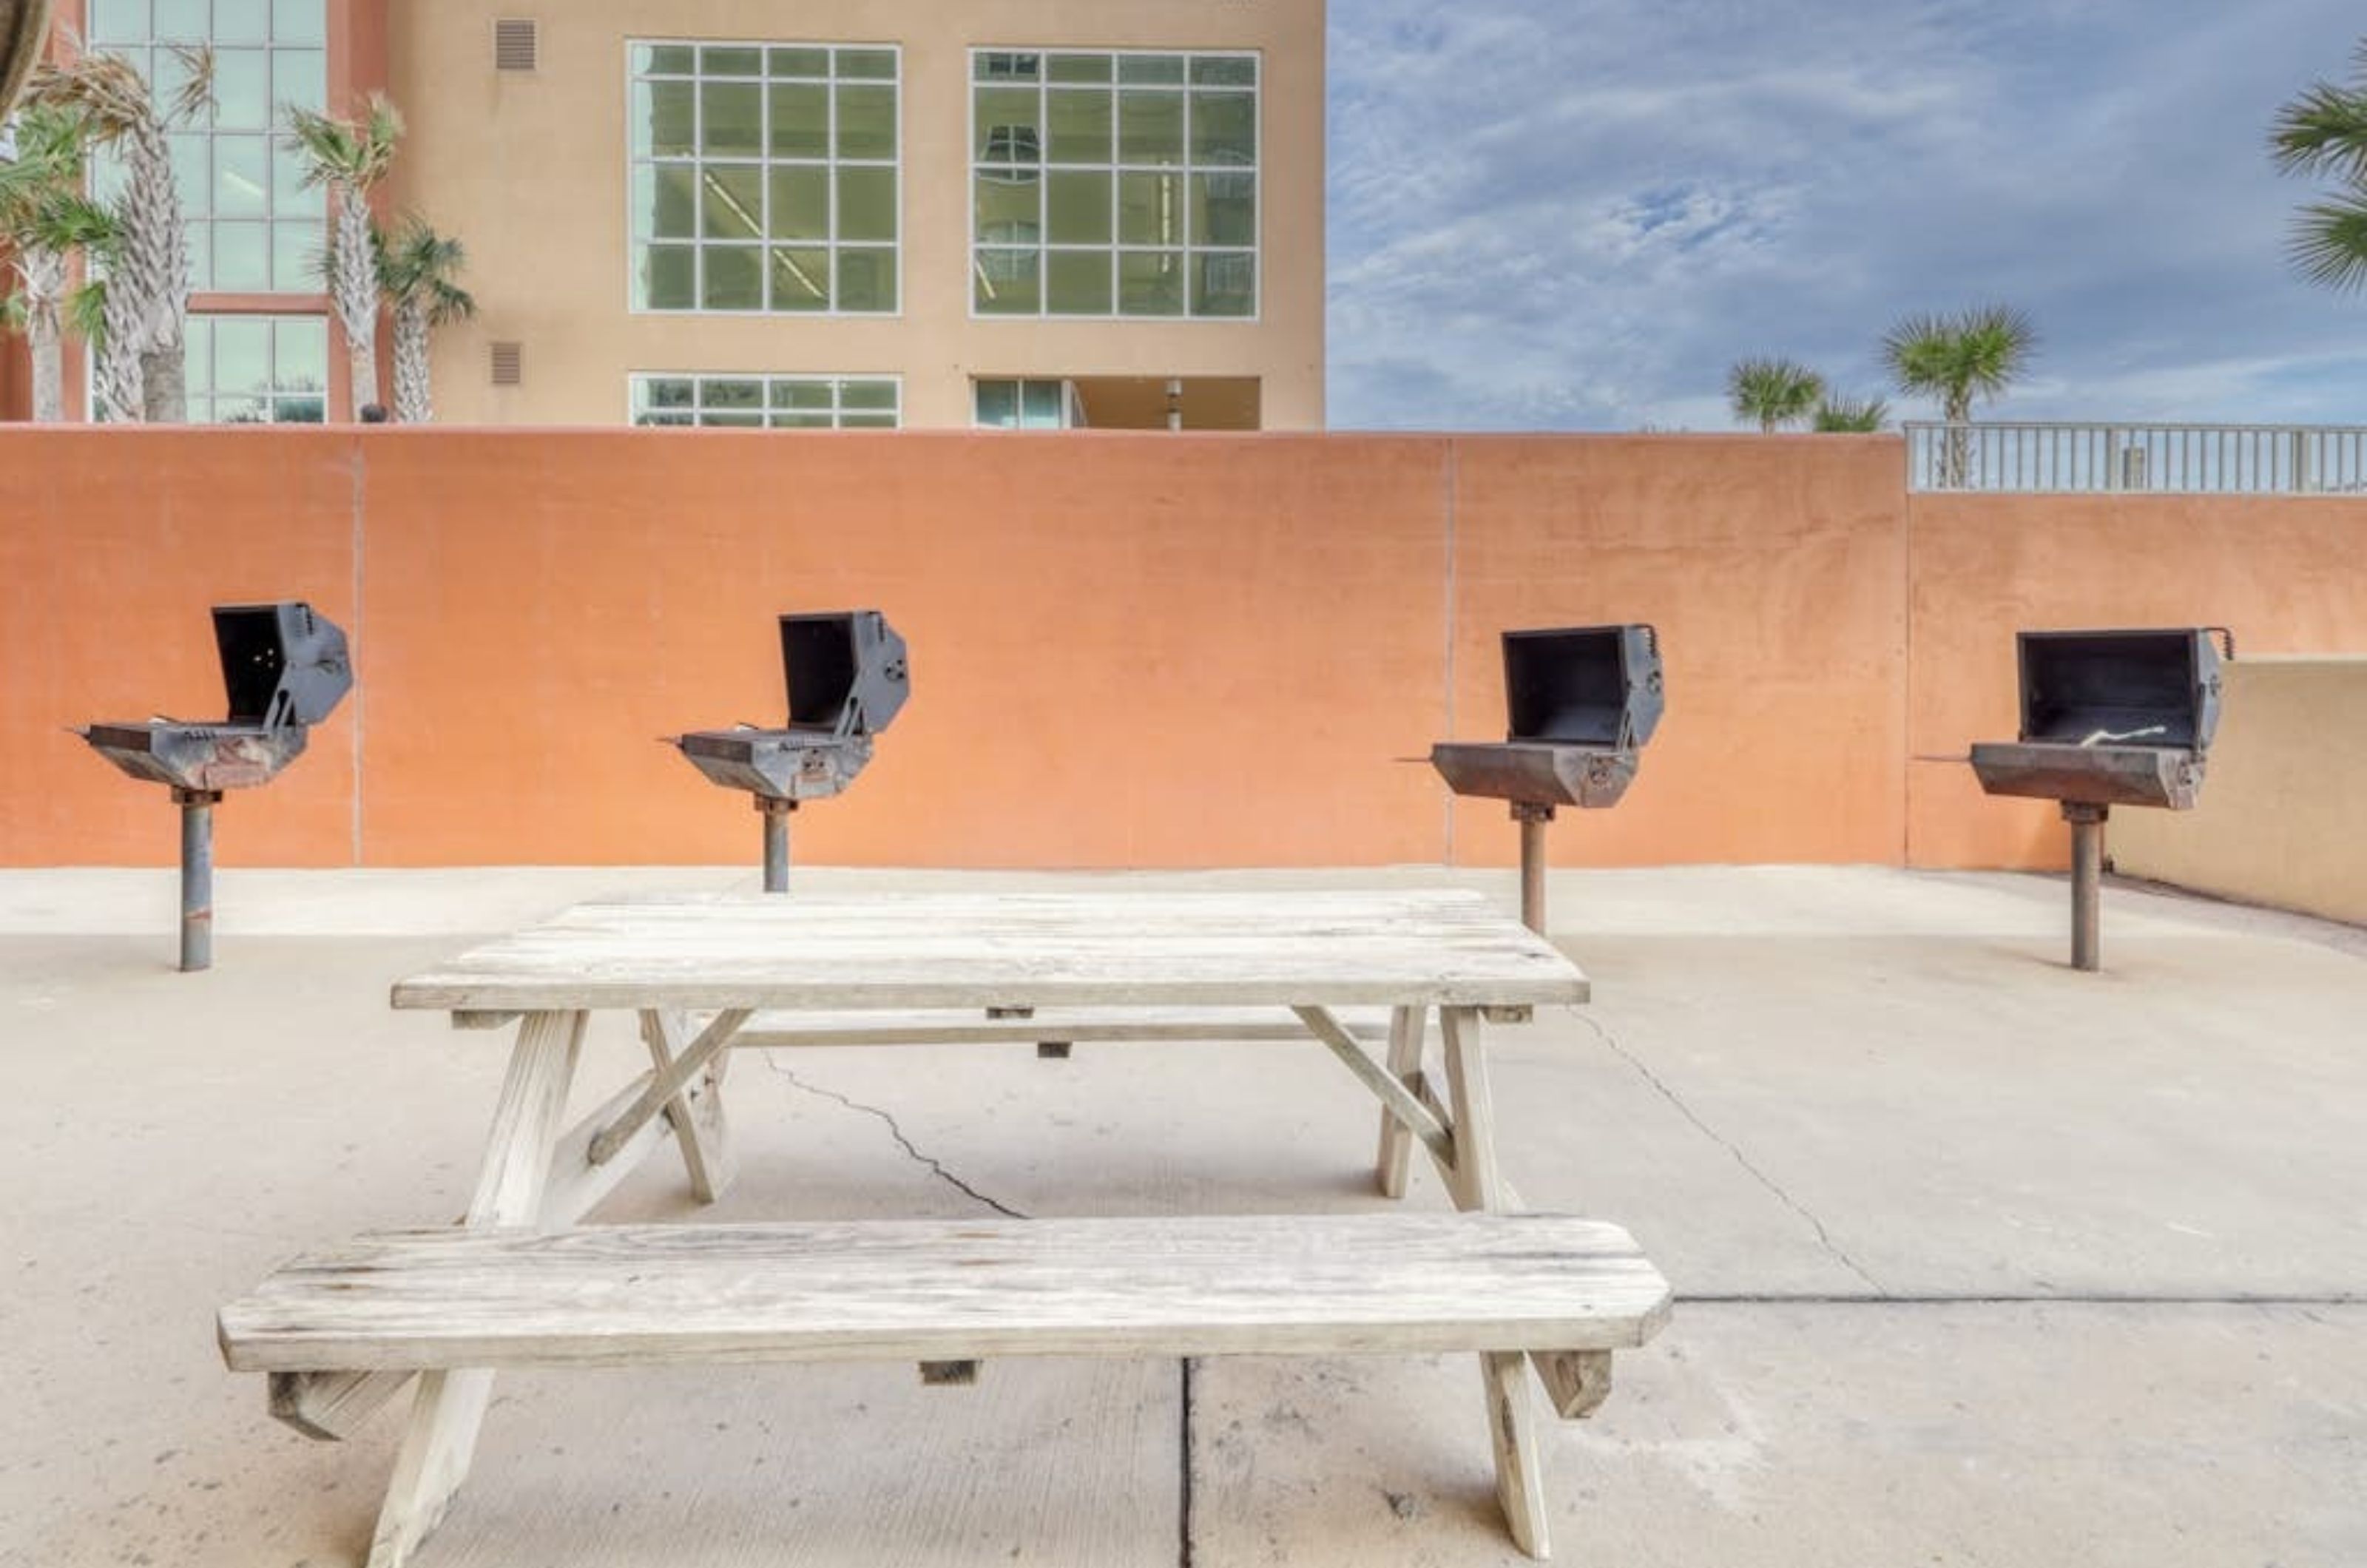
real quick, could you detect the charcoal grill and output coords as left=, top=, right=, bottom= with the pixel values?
left=1970, top=626, right=2232, bottom=971
left=1431, top=624, right=1664, bottom=933
left=670, top=611, right=910, bottom=891
left=77, top=601, right=354, bottom=972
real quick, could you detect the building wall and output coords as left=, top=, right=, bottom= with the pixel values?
left=385, top=1, right=1327, bottom=430
left=2109, top=659, right=2367, bottom=927
left=3, top=430, right=2363, bottom=872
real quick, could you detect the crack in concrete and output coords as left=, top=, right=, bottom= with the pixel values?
left=760, top=1058, right=1027, bottom=1220
left=1568, top=1009, right=1889, bottom=1296
left=1178, top=1358, right=1198, bottom=1568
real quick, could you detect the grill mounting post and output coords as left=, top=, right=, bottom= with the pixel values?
left=1513, top=802, right=1554, bottom=936
left=173, top=787, right=222, bottom=973
left=2064, top=802, right=2107, bottom=973
left=759, top=798, right=797, bottom=895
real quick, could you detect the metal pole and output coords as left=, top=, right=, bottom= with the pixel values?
left=758, top=797, right=796, bottom=894
left=2064, top=802, right=2107, bottom=973
left=1513, top=803, right=1554, bottom=936
left=174, top=788, right=220, bottom=973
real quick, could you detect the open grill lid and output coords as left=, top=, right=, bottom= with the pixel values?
left=783, top=610, right=909, bottom=739
left=214, top=602, right=353, bottom=730
left=2016, top=628, right=2229, bottom=754
left=1503, top=624, right=1664, bottom=751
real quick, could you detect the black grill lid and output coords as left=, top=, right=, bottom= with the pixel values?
left=782, top=611, right=910, bottom=737
left=1503, top=624, right=1664, bottom=750
left=2017, top=629, right=2228, bottom=752
left=213, top=602, right=352, bottom=729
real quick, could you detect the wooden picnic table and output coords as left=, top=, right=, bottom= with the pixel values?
left=219, top=890, right=1670, bottom=1567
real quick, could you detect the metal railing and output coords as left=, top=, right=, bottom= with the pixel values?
left=1905, top=422, right=2367, bottom=495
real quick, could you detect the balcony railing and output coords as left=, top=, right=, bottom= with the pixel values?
left=1905, top=422, right=2367, bottom=495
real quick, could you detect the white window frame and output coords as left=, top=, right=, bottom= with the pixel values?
left=629, top=372, right=904, bottom=429
left=625, top=40, right=904, bottom=319
left=968, top=47, right=1261, bottom=323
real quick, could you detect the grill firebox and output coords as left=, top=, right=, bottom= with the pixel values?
left=77, top=602, right=354, bottom=971
left=1431, top=625, right=1664, bottom=932
left=1969, top=627, right=2232, bottom=970
left=670, top=611, right=910, bottom=891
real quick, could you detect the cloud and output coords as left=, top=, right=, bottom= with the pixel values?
left=1327, top=0, right=2367, bottom=430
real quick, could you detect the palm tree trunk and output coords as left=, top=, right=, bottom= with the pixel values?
left=1942, top=391, right=1973, bottom=488
left=118, top=116, right=190, bottom=422
left=22, top=246, right=66, bottom=423
left=140, top=344, right=186, bottom=424
left=332, top=189, right=379, bottom=413
left=391, top=300, right=431, bottom=422
left=95, top=276, right=146, bottom=423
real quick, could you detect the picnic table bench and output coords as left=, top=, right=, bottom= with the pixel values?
left=217, top=891, right=1672, bottom=1566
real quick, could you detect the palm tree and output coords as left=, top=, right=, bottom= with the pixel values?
left=1726, top=357, right=1825, bottom=433
left=24, top=41, right=211, bottom=422
left=1811, top=393, right=1890, bottom=433
left=0, top=100, right=112, bottom=422
left=2270, top=40, right=2367, bottom=294
left=1883, top=305, right=2036, bottom=487
left=0, top=0, right=55, bottom=121
left=374, top=215, right=473, bottom=422
left=286, top=94, right=403, bottom=416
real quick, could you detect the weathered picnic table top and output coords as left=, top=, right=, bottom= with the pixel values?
left=391, top=890, right=1590, bottom=1014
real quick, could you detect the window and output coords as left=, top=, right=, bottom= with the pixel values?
left=631, top=374, right=901, bottom=429
left=629, top=42, right=900, bottom=315
left=971, top=50, right=1257, bottom=320
left=87, top=0, right=329, bottom=294
left=973, top=379, right=1081, bottom=430
left=184, top=314, right=328, bottom=422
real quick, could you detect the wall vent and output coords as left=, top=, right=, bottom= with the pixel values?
left=493, top=18, right=538, bottom=72
left=490, top=342, right=524, bottom=387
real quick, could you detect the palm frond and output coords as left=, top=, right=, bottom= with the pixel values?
left=66, top=276, right=107, bottom=346
left=2289, top=190, right=2367, bottom=292
left=1726, top=356, right=1824, bottom=431
left=285, top=92, right=405, bottom=192
left=1813, top=394, right=1891, bottom=433
left=2269, top=81, right=2367, bottom=180
left=158, top=43, right=215, bottom=130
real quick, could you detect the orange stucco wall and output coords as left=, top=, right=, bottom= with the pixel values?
left=2, top=429, right=2363, bottom=870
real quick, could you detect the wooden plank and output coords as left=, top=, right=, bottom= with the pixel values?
left=639, top=1010, right=736, bottom=1204
left=391, top=892, right=1590, bottom=1014
left=220, top=1214, right=1672, bottom=1373
left=1374, top=1005, right=1428, bottom=1200
left=584, top=1009, right=752, bottom=1168
left=1484, top=1349, right=1548, bottom=1560
left=731, top=1005, right=1396, bottom=1048
left=1534, top=1350, right=1615, bottom=1420
left=1291, top=1006, right=1455, bottom=1172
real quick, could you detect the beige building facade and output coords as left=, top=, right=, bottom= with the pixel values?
left=386, top=0, right=1326, bottom=431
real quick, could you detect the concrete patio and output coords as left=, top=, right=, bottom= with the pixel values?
left=2, top=864, right=2362, bottom=1567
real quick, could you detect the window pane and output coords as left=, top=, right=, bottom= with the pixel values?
left=975, top=250, right=1040, bottom=314
left=977, top=53, right=1041, bottom=84
left=272, top=138, right=322, bottom=217
left=274, top=49, right=326, bottom=115
left=640, top=245, right=697, bottom=308
left=274, top=393, right=326, bottom=424
left=215, top=0, right=270, bottom=45
left=702, top=83, right=763, bottom=156
left=271, top=220, right=322, bottom=288
left=274, top=316, right=327, bottom=382
left=1191, top=55, right=1257, bottom=87
left=152, top=0, right=206, bottom=41
left=842, top=380, right=897, bottom=411
left=974, top=379, right=1019, bottom=427
left=636, top=81, right=697, bottom=157
left=837, top=166, right=895, bottom=243
left=183, top=318, right=212, bottom=389
left=703, top=246, right=763, bottom=310
left=837, top=248, right=896, bottom=312
left=215, top=221, right=270, bottom=290
left=1192, top=252, right=1256, bottom=317
left=215, top=135, right=269, bottom=218
left=1118, top=172, right=1181, bottom=246
left=1118, top=251, right=1184, bottom=316
left=701, top=47, right=763, bottom=77
left=771, top=412, right=833, bottom=429
left=183, top=222, right=212, bottom=288
left=836, top=85, right=896, bottom=160
left=635, top=44, right=696, bottom=75
left=767, top=47, right=828, bottom=79
left=700, top=166, right=763, bottom=240
left=217, top=396, right=270, bottom=424
left=212, top=50, right=270, bottom=131
left=706, top=412, right=764, bottom=428
left=90, top=0, right=149, bottom=45
left=765, top=247, right=830, bottom=311
left=215, top=317, right=271, bottom=393
left=837, top=50, right=896, bottom=81
left=700, top=379, right=763, bottom=410
left=1191, top=91, right=1257, bottom=166
left=1045, top=89, right=1110, bottom=164
left=840, top=413, right=897, bottom=430
left=771, top=380, right=832, bottom=410
left=1118, top=91, right=1184, bottom=166
left=1045, top=171, right=1111, bottom=245
left=1046, top=251, right=1112, bottom=315
left=1191, top=172, right=1256, bottom=247
left=633, top=163, right=698, bottom=239
left=1048, top=53, right=1111, bottom=84
left=975, top=87, right=1040, bottom=162
left=169, top=132, right=209, bottom=214
left=766, top=166, right=828, bottom=241
left=646, top=377, right=695, bottom=410
left=975, top=173, right=1039, bottom=240
left=1021, top=382, right=1064, bottom=428
left=273, top=0, right=325, bottom=46
left=1119, top=55, right=1186, bottom=86
left=769, top=83, right=828, bottom=159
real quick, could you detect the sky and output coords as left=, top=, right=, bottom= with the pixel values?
left=1326, top=1, right=2367, bottom=432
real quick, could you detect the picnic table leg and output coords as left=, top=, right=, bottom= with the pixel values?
left=640, top=1008, right=738, bottom=1203
left=1374, top=1004, right=1429, bottom=1198
left=366, top=1008, right=585, bottom=1568
left=1441, top=1005, right=1551, bottom=1560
